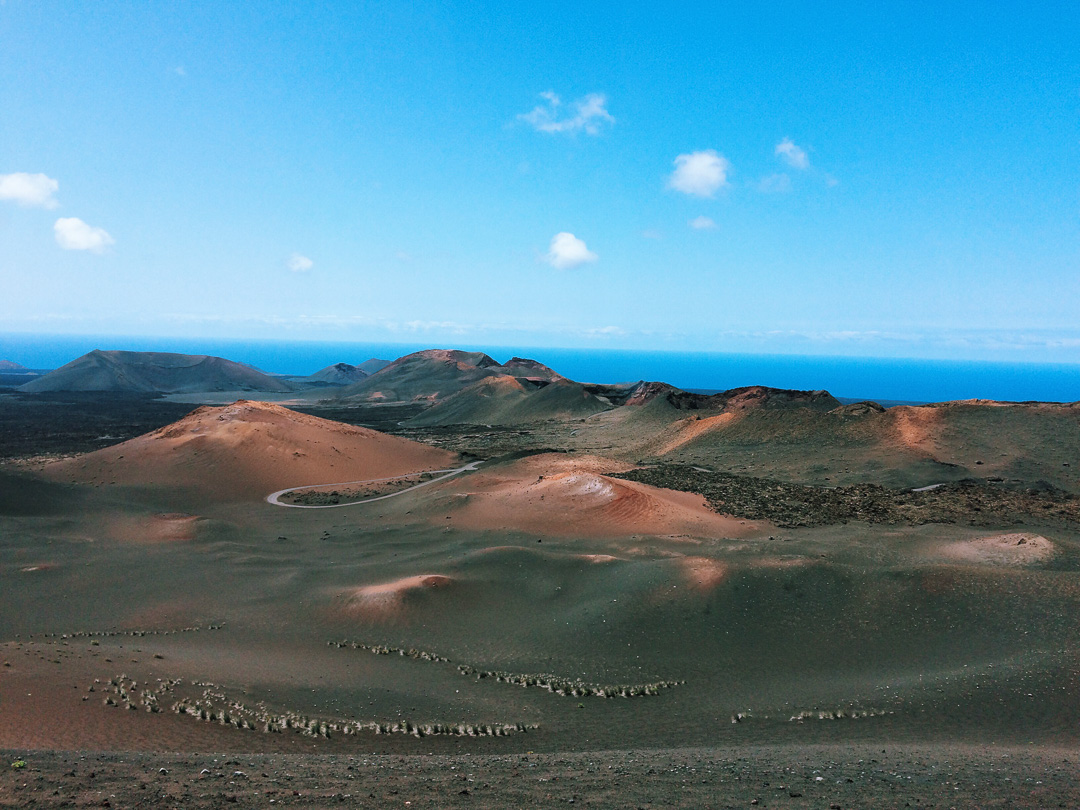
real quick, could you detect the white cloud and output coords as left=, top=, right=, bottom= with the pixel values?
left=0, top=172, right=59, bottom=208
left=641, top=228, right=663, bottom=240
left=775, top=138, right=809, bottom=169
left=287, top=253, right=313, bottom=272
left=545, top=232, right=597, bottom=269
left=53, top=217, right=114, bottom=253
left=402, top=320, right=471, bottom=334
left=667, top=150, right=730, bottom=197
left=755, top=173, right=792, bottom=193
left=582, top=325, right=626, bottom=338
left=519, top=92, right=614, bottom=135
left=689, top=215, right=717, bottom=230
left=173, top=65, right=187, bottom=77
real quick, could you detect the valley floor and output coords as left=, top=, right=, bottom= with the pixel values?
left=3, top=392, right=1080, bottom=806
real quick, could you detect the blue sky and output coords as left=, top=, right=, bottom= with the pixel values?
left=1, top=1, right=1078, bottom=362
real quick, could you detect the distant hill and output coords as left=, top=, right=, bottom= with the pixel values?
left=20, top=350, right=294, bottom=394
left=333, top=349, right=850, bottom=430
left=500, top=357, right=564, bottom=382
left=300, top=363, right=371, bottom=386
left=406, top=377, right=610, bottom=426
left=584, top=380, right=678, bottom=406
left=356, top=358, right=391, bottom=375
left=335, top=350, right=589, bottom=404
left=287, top=359, right=394, bottom=389
left=583, top=381, right=839, bottom=411
left=334, top=350, right=513, bottom=403
left=586, top=384, right=845, bottom=454
left=0, top=359, right=45, bottom=387
left=566, top=381, right=1080, bottom=491
left=664, top=384, right=841, bottom=412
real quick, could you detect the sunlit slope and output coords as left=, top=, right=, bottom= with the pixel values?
left=43, top=400, right=457, bottom=500
left=405, top=378, right=611, bottom=426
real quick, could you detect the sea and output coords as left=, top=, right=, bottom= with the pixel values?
left=2, top=332, right=1080, bottom=405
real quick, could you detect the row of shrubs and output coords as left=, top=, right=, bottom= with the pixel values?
left=169, top=699, right=536, bottom=738
left=93, top=672, right=536, bottom=739
left=457, top=665, right=683, bottom=698
left=29, top=623, right=225, bottom=640
left=788, top=708, right=893, bottom=722
left=327, top=640, right=449, bottom=662
left=328, top=637, right=684, bottom=699
left=92, top=674, right=182, bottom=713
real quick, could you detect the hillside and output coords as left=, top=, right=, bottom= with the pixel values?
left=42, top=400, right=458, bottom=500
left=356, top=358, right=392, bottom=375
left=406, top=378, right=610, bottom=426
left=294, top=359, right=393, bottom=387
left=334, top=349, right=542, bottom=404
left=299, top=362, right=370, bottom=386
left=20, top=350, right=293, bottom=394
left=569, top=392, right=1080, bottom=491
left=500, top=356, right=565, bottom=382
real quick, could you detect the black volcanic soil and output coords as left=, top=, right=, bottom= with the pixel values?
left=0, top=392, right=196, bottom=462
left=292, top=402, right=431, bottom=433
left=282, top=471, right=445, bottom=505
left=300, top=404, right=550, bottom=458
left=614, top=464, right=1080, bottom=528
left=4, top=744, right=1078, bottom=808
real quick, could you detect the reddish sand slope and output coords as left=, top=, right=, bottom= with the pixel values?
left=888, top=405, right=943, bottom=455
left=936, top=532, right=1057, bottom=566
left=438, top=453, right=765, bottom=539
left=43, top=400, right=457, bottom=500
left=655, top=411, right=739, bottom=455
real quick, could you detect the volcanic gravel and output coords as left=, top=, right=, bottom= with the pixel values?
left=613, top=465, right=1080, bottom=528
left=4, top=744, right=1078, bottom=808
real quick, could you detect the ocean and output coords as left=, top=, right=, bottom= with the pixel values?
left=2, top=332, right=1079, bottom=404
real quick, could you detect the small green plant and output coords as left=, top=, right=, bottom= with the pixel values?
left=11, top=760, right=27, bottom=770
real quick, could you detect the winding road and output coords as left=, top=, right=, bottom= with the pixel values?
left=265, top=461, right=483, bottom=509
